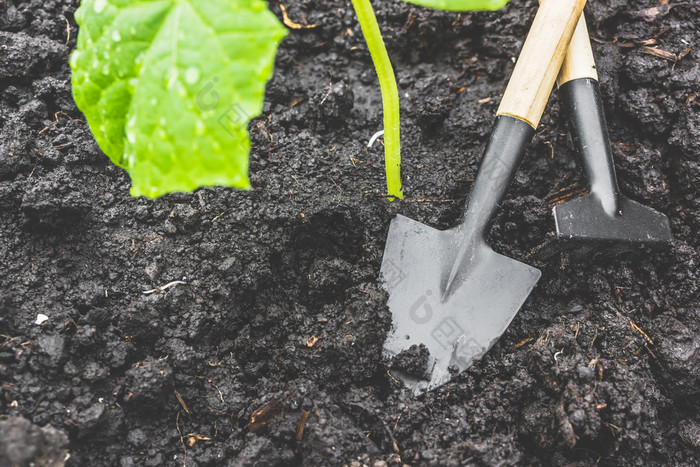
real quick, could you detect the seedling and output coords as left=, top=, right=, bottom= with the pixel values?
left=70, top=0, right=510, bottom=198
left=350, top=0, right=510, bottom=200
left=351, top=0, right=403, bottom=199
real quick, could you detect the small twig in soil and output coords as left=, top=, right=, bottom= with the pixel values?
left=349, top=156, right=364, bottom=167
left=143, top=280, right=187, bottom=295
left=296, top=410, right=311, bottom=441
left=38, top=121, right=58, bottom=135
left=184, top=433, right=212, bottom=447
left=0, top=336, right=19, bottom=349
left=319, top=75, right=333, bottom=105
left=330, top=177, right=343, bottom=195
left=544, top=183, right=588, bottom=207
left=211, top=209, right=230, bottom=223
left=393, top=413, right=401, bottom=433
left=544, top=140, right=554, bottom=159
left=279, top=4, right=317, bottom=30
left=55, top=111, right=83, bottom=123
left=175, top=411, right=187, bottom=467
left=588, top=328, right=598, bottom=352
left=38, top=112, right=84, bottom=135
left=212, top=383, right=225, bottom=405
left=380, top=417, right=400, bottom=453
left=644, top=343, right=657, bottom=359
left=515, top=336, right=534, bottom=348
left=629, top=321, right=654, bottom=345
left=477, top=96, right=497, bottom=104
left=174, top=389, right=191, bottom=419
left=64, top=16, right=71, bottom=45
left=640, top=46, right=678, bottom=62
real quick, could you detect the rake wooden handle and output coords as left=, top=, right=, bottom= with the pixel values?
left=497, top=0, right=587, bottom=129
left=556, top=8, right=598, bottom=86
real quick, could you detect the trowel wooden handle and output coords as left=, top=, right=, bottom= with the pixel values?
left=556, top=8, right=598, bottom=86
left=497, top=0, right=587, bottom=128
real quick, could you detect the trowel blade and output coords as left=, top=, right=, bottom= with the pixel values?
left=380, top=214, right=541, bottom=394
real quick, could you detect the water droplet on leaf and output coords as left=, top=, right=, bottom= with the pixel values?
left=69, top=52, right=80, bottom=68
left=176, top=83, right=186, bottom=97
left=165, top=68, right=179, bottom=89
left=185, top=67, right=200, bottom=85
left=93, top=0, right=107, bottom=14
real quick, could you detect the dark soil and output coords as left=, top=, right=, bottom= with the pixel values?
left=1, top=0, right=698, bottom=465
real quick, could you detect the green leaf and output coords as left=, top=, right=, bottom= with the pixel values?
left=70, top=0, right=287, bottom=198
left=401, top=0, right=510, bottom=12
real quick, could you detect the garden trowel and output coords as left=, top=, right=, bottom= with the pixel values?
left=548, top=14, right=672, bottom=257
left=380, top=0, right=587, bottom=394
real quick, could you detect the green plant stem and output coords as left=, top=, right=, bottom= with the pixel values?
left=351, top=0, right=403, bottom=199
